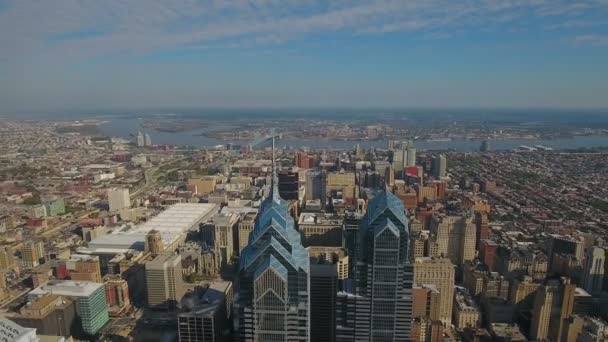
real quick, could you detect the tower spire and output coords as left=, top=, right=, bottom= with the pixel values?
left=271, top=131, right=280, bottom=202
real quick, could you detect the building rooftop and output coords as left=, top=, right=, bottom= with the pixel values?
left=88, top=203, right=218, bottom=252
left=0, top=319, right=37, bottom=341
left=180, top=281, right=232, bottom=317
left=29, top=280, right=104, bottom=298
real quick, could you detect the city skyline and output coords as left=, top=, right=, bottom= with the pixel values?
left=2, top=0, right=608, bottom=112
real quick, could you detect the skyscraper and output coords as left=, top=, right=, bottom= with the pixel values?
left=583, top=246, right=605, bottom=294
left=346, top=190, right=413, bottom=341
left=310, top=263, right=338, bottom=342
left=530, top=285, right=555, bottom=341
left=413, top=257, right=455, bottom=325
left=406, top=142, right=416, bottom=167
left=432, top=154, right=447, bottom=179
left=145, top=253, right=185, bottom=309
left=234, top=138, right=310, bottom=341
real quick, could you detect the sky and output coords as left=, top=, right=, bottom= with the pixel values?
left=1, top=0, right=608, bottom=113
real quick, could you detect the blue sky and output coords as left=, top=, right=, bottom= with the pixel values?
left=1, top=0, right=608, bottom=113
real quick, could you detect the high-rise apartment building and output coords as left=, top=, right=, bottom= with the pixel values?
left=414, top=257, right=455, bottom=324
left=234, top=152, right=310, bottom=341
left=107, top=187, right=130, bottom=212
left=344, top=190, right=413, bottom=341
left=145, top=253, right=185, bottom=309
left=583, top=246, right=605, bottom=294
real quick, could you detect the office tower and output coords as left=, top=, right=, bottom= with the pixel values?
left=20, top=241, right=44, bottom=269
left=213, top=213, right=238, bottom=269
left=550, top=282, right=576, bottom=342
left=107, top=187, right=130, bottom=212
left=406, top=142, right=417, bottom=167
left=548, top=234, right=585, bottom=269
left=350, top=190, right=413, bottom=341
left=144, top=133, right=152, bottom=146
left=238, top=212, right=257, bottom=254
left=432, top=154, right=447, bottom=179
left=10, top=294, right=76, bottom=338
left=278, top=169, right=300, bottom=200
left=68, top=255, right=102, bottom=283
left=104, top=275, right=131, bottom=315
left=414, top=257, right=455, bottom=324
left=392, top=146, right=407, bottom=174
left=234, top=140, right=310, bottom=341
left=305, top=170, right=325, bottom=202
left=146, top=253, right=185, bottom=309
left=178, top=281, right=232, bottom=342
left=530, top=285, right=555, bottom=341
left=298, top=212, right=343, bottom=247
left=310, top=262, right=338, bottom=342
left=136, top=131, right=144, bottom=147
left=475, top=212, right=489, bottom=248
left=145, top=229, right=164, bottom=256
left=583, top=246, right=605, bottom=294
left=29, top=280, right=109, bottom=336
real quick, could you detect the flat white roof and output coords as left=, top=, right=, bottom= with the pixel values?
left=88, top=203, right=218, bottom=252
left=29, top=280, right=103, bottom=298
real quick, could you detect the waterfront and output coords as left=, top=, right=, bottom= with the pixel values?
left=99, top=117, right=608, bottom=151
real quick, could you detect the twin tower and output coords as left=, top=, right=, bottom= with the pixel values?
left=234, top=142, right=412, bottom=341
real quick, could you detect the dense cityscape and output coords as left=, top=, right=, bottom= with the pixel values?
left=0, top=116, right=606, bottom=342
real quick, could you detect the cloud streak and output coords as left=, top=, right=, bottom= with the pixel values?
left=0, top=0, right=607, bottom=61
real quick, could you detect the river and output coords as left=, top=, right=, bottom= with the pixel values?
left=98, top=118, right=608, bottom=152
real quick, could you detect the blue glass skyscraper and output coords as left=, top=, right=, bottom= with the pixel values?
left=234, top=139, right=310, bottom=342
left=337, top=190, right=412, bottom=342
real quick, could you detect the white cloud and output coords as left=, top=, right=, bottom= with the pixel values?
left=0, top=0, right=607, bottom=61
